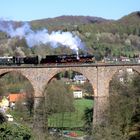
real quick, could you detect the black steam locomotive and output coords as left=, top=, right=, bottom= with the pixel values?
left=40, top=54, right=94, bottom=64
left=0, top=54, right=95, bottom=66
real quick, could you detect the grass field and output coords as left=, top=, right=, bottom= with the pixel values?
left=48, top=99, right=93, bottom=128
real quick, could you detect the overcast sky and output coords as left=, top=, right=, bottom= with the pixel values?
left=0, top=0, right=139, bottom=21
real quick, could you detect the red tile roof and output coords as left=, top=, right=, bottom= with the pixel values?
left=71, top=85, right=82, bottom=91
left=8, top=93, right=25, bottom=102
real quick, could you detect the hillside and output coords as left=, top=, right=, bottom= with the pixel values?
left=30, top=15, right=108, bottom=30
left=0, top=11, right=140, bottom=58
left=118, top=11, right=140, bottom=25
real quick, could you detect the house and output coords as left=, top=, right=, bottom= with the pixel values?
left=104, top=57, right=118, bottom=63
left=8, top=93, right=26, bottom=108
left=73, top=75, right=87, bottom=84
left=135, top=57, right=140, bottom=63
left=71, top=85, right=83, bottom=99
left=120, top=56, right=130, bottom=62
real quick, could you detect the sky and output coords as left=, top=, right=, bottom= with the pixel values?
left=0, top=0, right=139, bottom=21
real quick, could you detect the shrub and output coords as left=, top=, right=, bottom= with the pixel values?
left=0, top=123, right=33, bottom=140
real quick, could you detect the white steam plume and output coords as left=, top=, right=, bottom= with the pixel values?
left=0, top=21, right=83, bottom=54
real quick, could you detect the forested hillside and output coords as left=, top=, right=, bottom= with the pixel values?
left=0, top=11, right=140, bottom=58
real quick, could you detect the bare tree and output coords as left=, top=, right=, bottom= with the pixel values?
left=44, top=80, right=74, bottom=115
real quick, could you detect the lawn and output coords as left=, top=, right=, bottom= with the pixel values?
left=48, top=99, right=93, bottom=128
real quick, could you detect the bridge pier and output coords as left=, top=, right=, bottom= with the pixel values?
left=33, top=97, right=47, bottom=132
left=93, top=67, right=110, bottom=126
left=93, top=96, right=109, bottom=126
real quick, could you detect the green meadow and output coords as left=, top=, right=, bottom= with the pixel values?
left=48, top=99, right=93, bottom=128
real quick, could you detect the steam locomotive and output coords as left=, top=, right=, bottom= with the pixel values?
left=0, top=54, right=95, bottom=66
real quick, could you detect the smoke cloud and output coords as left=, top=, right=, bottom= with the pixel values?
left=0, top=21, right=83, bottom=54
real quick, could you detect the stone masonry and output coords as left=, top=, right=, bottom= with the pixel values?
left=0, top=64, right=140, bottom=130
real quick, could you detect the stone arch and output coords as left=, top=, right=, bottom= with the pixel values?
left=132, top=67, right=140, bottom=74
left=108, top=66, right=140, bottom=84
left=41, top=67, right=97, bottom=97
left=93, top=66, right=140, bottom=125
left=0, top=69, right=35, bottom=96
left=41, top=67, right=95, bottom=131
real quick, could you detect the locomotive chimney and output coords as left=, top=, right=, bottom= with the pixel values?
left=76, top=51, right=80, bottom=60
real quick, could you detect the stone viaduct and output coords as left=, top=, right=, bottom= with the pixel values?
left=0, top=64, right=140, bottom=130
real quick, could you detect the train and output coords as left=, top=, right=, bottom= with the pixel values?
left=0, top=54, right=95, bottom=66
left=0, top=56, right=39, bottom=65
left=0, top=54, right=139, bottom=66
